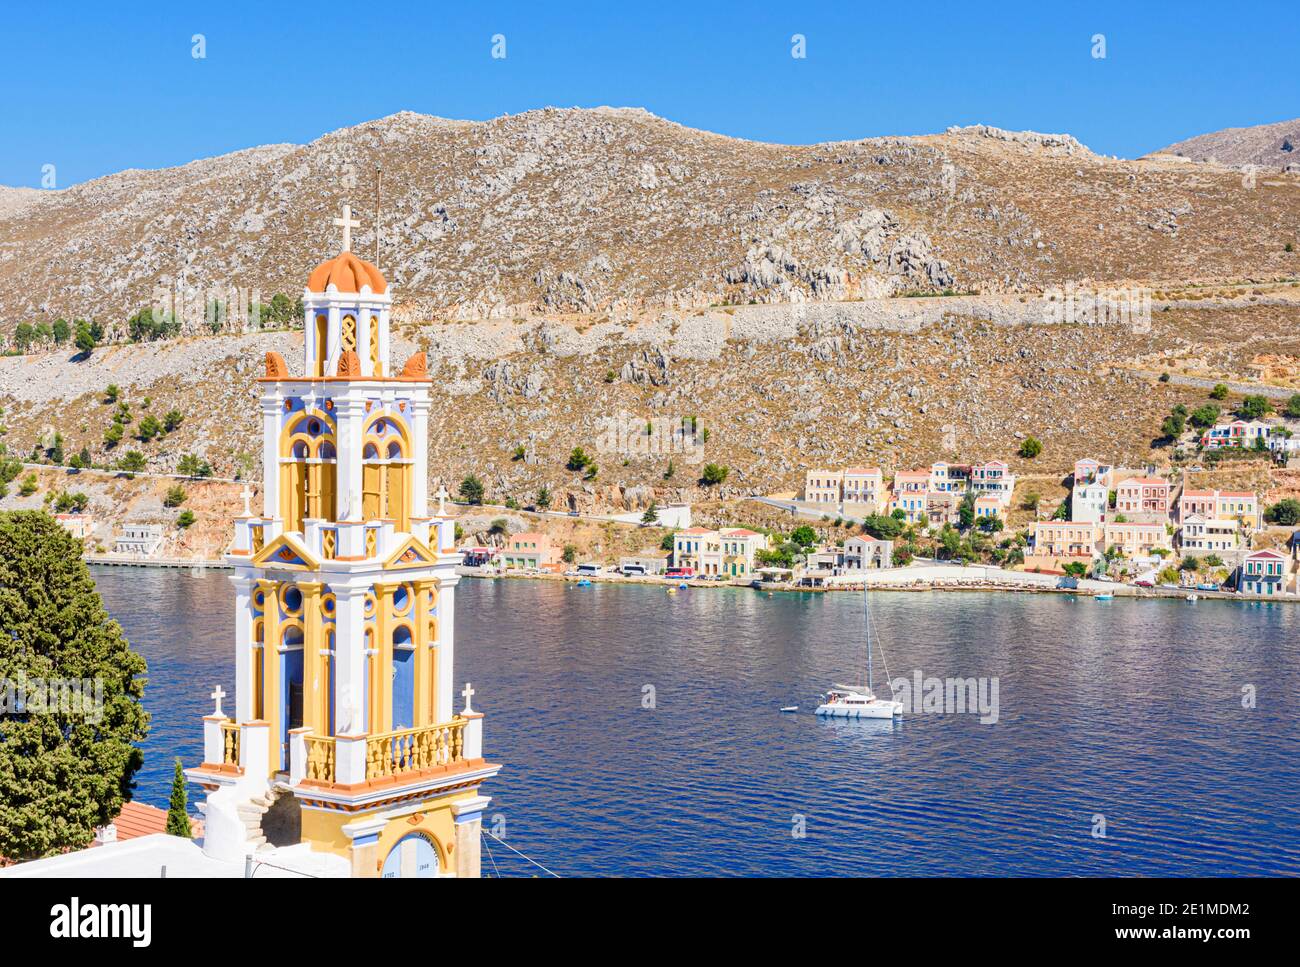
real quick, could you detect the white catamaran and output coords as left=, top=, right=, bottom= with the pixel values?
left=816, top=585, right=904, bottom=719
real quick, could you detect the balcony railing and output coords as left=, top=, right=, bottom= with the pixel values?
left=366, top=719, right=465, bottom=780
left=305, top=734, right=336, bottom=783
left=221, top=721, right=240, bottom=766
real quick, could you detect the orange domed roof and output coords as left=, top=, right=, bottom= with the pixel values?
left=307, top=251, right=387, bottom=295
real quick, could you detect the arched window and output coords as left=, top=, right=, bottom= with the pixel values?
left=361, top=414, right=411, bottom=530
left=281, top=410, right=338, bottom=530
left=313, top=314, right=328, bottom=377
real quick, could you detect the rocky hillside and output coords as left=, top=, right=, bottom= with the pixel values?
left=3, top=109, right=1299, bottom=339
left=1157, top=117, right=1300, bottom=170
left=5, top=283, right=1300, bottom=516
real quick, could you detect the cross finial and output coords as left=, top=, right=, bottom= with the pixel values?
left=333, top=203, right=361, bottom=253
left=461, top=682, right=475, bottom=714
left=435, top=485, right=449, bottom=517
left=210, top=684, right=226, bottom=717
left=240, top=484, right=254, bottom=517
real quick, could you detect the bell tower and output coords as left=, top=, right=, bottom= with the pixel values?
left=187, top=204, right=499, bottom=878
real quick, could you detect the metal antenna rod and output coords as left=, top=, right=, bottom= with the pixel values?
left=374, top=164, right=383, bottom=267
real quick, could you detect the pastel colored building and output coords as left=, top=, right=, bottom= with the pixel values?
left=925, top=490, right=961, bottom=526
left=1239, top=548, right=1290, bottom=596
left=1102, top=521, right=1172, bottom=559
left=803, top=470, right=843, bottom=504
left=186, top=211, right=499, bottom=879
left=55, top=513, right=96, bottom=540
left=1114, top=477, right=1171, bottom=518
left=889, top=470, right=930, bottom=523
left=1179, top=516, right=1239, bottom=554
left=673, top=527, right=769, bottom=577
left=842, top=467, right=884, bottom=514
left=1215, top=491, right=1259, bottom=530
left=842, top=535, right=894, bottom=570
left=1200, top=420, right=1270, bottom=450
left=973, top=495, right=1002, bottom=522
left=928, top=462, right=971, bottom=493
left=970, top=460, right=1015, bottom=507
left=1178, top=489, right=1258, bottom=530
left=1177, top=489, right=1217, bottom=521
left=1030, top=521, right=1100, bottom=560
left=673, top=527, right=720, bottom=573
left=1073, top=458, right=1112, bottom=486
left=503, top=532, right=559, bottom=570
left=719, top=528, right=769, bottom=578
left=1071, top=482, right=1108, bottom=524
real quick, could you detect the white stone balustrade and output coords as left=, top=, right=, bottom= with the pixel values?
left=288, top=726, right=311, bottom=785
left=239, top=721, right=270, bottom=778
left=203, top=714, right=227, bottom=765
left=462, top=712, right=483, bottom=760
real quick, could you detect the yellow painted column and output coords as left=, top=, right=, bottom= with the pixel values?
left=412, top=580, right=434, bottom=726
left=375, top=583, right=394, bottom=733
left=301, top=582, right=323, bottom=734
left=258, top=579, right=281, bottom=774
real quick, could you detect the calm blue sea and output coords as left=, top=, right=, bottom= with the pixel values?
left=93, top=566, right=1300, bottom=877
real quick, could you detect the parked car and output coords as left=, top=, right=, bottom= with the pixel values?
left=665, top=567, right=694, bottom=580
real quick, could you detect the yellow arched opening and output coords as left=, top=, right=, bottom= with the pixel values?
left=279, top=409, right=338, bottom=531
left=360, top=412, right=412, bottom=531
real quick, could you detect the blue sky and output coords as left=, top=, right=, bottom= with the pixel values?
left=3, top=1, right=1297, bottom=188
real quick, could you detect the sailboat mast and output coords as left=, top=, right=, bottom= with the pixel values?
left=865, top=582, right=873, bottom=693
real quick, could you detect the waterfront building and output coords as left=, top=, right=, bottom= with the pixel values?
left=185, top=209, right=499, bottom=878
left=1102, top=521, right=1172, bottom=560
left=842, top=535, right=894, bottom=570
left=673, top=527, right=769, bottom=577
left=1239, top=548, right=1291, bottom=596
left=459, top=546, right=499, bottom=568
left=113, top=523, right=163, bottom=556
left=503, top=532, right=559, bottom=570
left=1029, top=521, right=1100, bottom=565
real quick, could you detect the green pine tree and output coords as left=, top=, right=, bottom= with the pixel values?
left=166, top=757, right=192, bottom=838
left=0, top=511, right=150, bottom=859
